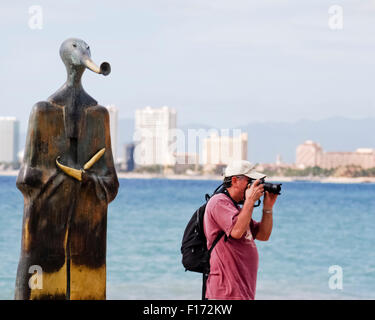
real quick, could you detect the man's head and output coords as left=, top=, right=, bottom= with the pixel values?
left=223, top=160, right=266, bottom=202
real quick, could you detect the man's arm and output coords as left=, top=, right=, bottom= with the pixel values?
left=231, top=180, right=264, bottom=239
left=256, top=191, right=278, bottom=241
left=230, top=199, right=255, bottom=239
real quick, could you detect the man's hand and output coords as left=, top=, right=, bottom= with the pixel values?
left=263, top=191, right=278, bottom=210
left=256, top=190, right=277, bottom=241
left=245, top=179, right=264, bottom=204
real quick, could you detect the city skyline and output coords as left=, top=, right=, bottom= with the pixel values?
left=2, top=112, right=375, bottom=169
left=4, top=113, right=375, bottom=165
left=1, top=1, right=375, bottom=133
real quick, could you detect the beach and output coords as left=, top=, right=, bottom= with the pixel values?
left=2, top=169, right=375, bottom=184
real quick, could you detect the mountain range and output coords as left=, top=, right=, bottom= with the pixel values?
left=238, top=117, right=375, bottom=163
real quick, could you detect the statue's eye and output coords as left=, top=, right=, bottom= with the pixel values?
left=73, top=43, right=77, bottom=48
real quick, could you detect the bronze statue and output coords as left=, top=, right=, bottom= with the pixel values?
left=15, top=38, right=119, bottom=300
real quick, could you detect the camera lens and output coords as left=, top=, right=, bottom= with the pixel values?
left=263, top=182, right=282, bottom=195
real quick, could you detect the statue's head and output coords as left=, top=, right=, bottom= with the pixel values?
left=59, top=38, right=111, bottom=76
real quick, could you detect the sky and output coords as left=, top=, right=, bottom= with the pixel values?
left=1, top=0, right=375, bottom=133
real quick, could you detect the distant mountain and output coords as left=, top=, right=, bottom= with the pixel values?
left=177, top=117, right=375, bottom=164
left=239, top=117, right=375, bottom=163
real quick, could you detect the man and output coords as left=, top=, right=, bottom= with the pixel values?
left=203, top=160, right=278, bottom=300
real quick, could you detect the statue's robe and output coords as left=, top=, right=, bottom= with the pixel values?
left=15, top=100, right=119, bottom=300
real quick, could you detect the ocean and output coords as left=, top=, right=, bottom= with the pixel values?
left=0, top=176, right=374, bottom=300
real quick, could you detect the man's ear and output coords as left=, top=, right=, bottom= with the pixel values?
left=231, top=176, right=238, bottom=185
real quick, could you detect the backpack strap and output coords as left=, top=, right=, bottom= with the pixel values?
left=220, top=188, right=239, bottom=208
left=202, top=231, right=225, bottom=300
left=202, top=273, right=208, bottom=300
left=208, top=231, right=225, bottom=254
left=220, top=190, right=239, bottom=242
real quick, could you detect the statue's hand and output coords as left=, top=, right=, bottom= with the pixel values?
left=55, top=148, right=105, bottom=182
left=84, top=148, right=105, bottom=170
left=55, top=157, right=83, bottom=181
left=81, top=169, right=92, bottom=184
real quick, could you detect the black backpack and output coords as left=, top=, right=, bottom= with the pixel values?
left=181, top=184, right=238, bottom=299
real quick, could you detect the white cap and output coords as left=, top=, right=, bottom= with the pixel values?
left=224, top=160, right=266, bottom=180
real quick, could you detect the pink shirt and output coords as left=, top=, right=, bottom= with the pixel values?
left=203, top=193, right=260, bottom=300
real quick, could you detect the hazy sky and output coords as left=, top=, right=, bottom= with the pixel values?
left=1, top=0, right=375, bottom=132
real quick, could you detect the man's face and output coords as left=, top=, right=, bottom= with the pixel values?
left=232, top=175, right=253, bottom=201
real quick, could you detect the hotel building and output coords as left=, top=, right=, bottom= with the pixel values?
left=134, top=106, right=177, bottom=166
left=296, top=140, right=375, bottom=169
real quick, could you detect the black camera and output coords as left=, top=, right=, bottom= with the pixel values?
left=260, top=179, right=282, bottom=195
left=247, top=179, right=282, bottom=195
left=242, top=179, right=281, bottom=207
left=237, top=179, right=282, bottom=206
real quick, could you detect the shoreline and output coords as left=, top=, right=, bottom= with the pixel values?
left=1, top=170, right=375, bottom=184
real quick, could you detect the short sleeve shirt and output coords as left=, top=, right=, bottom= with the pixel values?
left=203, top=193, right=260, bottom=300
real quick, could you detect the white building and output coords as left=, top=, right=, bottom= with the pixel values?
left=296, top=140, right=375, bottom=169
left=202, top=132, right=248, bottom=166
left=0, top=117, right=20, bottom=167
left=106, top=105, right=119, bottom=163
left=134, top=106, right=177, bottom=166
left=296, top=140, right=323, bottom=169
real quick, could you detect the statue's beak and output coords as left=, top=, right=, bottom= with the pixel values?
left=83, top=57, right=111, bottom=76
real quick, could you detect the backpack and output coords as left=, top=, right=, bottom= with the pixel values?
left=180, top=184, right=238, bottom=299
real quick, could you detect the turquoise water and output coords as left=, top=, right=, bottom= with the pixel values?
left=0, top=176, right=374, bottom=299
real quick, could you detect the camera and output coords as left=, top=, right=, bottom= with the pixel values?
left=247, top=179, right=282, bottom=195
left=260, top=179, right=282, bottom=195
left=238, top=179, right=282, bottom=206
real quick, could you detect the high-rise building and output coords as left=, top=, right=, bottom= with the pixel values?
left=134, top=106, right=177, bottom=166
left=202, top=132, right=248, bottom=166
left=296, top=140, right=323, bottom=169
left=106, top=105, right=118, bottom=163
left=0, top=117, right=20, bottom=167
left=123, top=143, right=135, bottom=172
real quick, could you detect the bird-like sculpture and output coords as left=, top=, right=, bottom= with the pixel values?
left=15, top=38, right=119, bottom=300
